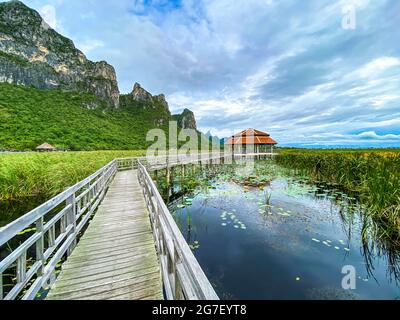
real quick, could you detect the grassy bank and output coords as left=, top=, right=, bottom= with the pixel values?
left=275, top=148, right=400, bottom=242
left=0, top=150, right=144, bottom=201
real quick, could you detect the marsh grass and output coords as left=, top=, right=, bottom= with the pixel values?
left=275, top=149, right=400, bottom=245
left=0, top=150, right=144, bottom=201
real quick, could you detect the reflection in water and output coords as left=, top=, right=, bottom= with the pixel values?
left=153, top=160, right=400, bottom=300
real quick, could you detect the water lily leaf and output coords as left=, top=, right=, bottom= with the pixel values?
left=17, top=228, right=37, bottom=236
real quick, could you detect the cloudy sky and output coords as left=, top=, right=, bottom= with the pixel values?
left=11, top=0, right=400, bottom=147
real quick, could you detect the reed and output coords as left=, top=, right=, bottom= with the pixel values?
left=275, top=149, right=400, bottom=243
left=0, top=150, right=144, bottom=201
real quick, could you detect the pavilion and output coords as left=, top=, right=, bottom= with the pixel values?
left=225, top=129, right=278, bottom=154
left=36, top=142, right=56, bottom=152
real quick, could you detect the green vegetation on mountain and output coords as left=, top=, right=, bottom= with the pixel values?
left=0, top=2, right=201, bottom=152
left=0, top=0, right=120, bottom=107
left=0, top=83, right=171, bottom=151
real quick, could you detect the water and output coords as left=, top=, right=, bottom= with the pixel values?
left=156, top=162, right=400, bottom=300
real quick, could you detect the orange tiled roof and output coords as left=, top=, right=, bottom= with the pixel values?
left=226, top=128, right=278, bottom=145
left=233, top=128, right=270, bottom=137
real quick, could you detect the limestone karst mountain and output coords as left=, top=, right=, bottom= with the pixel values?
left=0, top=1, right=199, bottom=151
left=0, top=0, right=119, bottom=107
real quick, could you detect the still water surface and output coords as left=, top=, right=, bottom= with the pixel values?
left=157, top=162, right=400, bottom=300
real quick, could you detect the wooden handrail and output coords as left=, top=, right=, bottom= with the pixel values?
left=0, top=160, right=118, bottom=300
left=1, top=153, right=257, bottom=300
left=137, top=159, right=219, bottom=300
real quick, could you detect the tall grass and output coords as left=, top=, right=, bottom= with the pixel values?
left=275, top=149, right=400, bottom=244
left=0, top=150, right=144, bottom=201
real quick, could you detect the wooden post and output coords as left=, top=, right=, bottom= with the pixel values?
left=0, top=272, right=3, bottom=300
left=166, top=166, right=171, bottom=187
left=16, top=252, right=27, bottom=284
left=66, top=194, right=76, bottom=256
left=36, top=217, right=45, bottom=278
left=174, top=245, right=183, bottom=300
left=182, top=165, right=186, bottom=178
left=192, top=163, right=196, bottom=175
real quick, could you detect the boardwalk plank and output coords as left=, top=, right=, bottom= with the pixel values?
left=45, top=272, right=161, bottom=300
left=47, top=170, right=163, bottom=300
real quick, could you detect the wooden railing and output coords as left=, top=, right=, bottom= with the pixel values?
left=0, top=153, right=235, bottom=300
left=137, top=159, right=219, bottom=300
left=116, top=157, right=139, bottom=171
left=0, top=160, right=117, bottom=300
left=144, top=152, right=276, bottom=171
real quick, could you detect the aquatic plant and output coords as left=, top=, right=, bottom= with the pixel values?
left=272, top=152, right=400, bottom=281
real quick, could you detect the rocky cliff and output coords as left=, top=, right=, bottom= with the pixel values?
left=0, top=1, right=119, bottom=107
left=172, top=108, right=197, bottom=130
left=0, top=0, right=202, bottom=145
left=119, top=83, right=172, bottom=127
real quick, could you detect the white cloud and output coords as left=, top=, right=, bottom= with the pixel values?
left=357, top=131, right=400, bottom=140
left=39, top=5, right=59, bottom=30
left=20, top=0, right=400, bottom=147
left=357, top=57, right=400, bottom=78
left=76, top=40, right=105, bottom=55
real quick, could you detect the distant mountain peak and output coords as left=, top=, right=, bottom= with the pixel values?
left=130, top=82, right=169, bottom=109
left=131, top=82, right=152, bottom=101
left=172, top=108, right=197, bottom=130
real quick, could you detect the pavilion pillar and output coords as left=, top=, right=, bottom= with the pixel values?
left=181, top=164, right=186, bottom=178
left=154, top=170, right=158, bottom=181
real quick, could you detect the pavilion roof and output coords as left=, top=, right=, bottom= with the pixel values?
left=36, top=142, right=56, bottom=150
left=225, top=128, right=278, bottom=145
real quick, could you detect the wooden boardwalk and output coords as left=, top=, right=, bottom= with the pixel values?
left=46, top=170, right=163, bottom=300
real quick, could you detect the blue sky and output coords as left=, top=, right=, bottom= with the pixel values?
left=6, top=0, right=400, bottom=147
